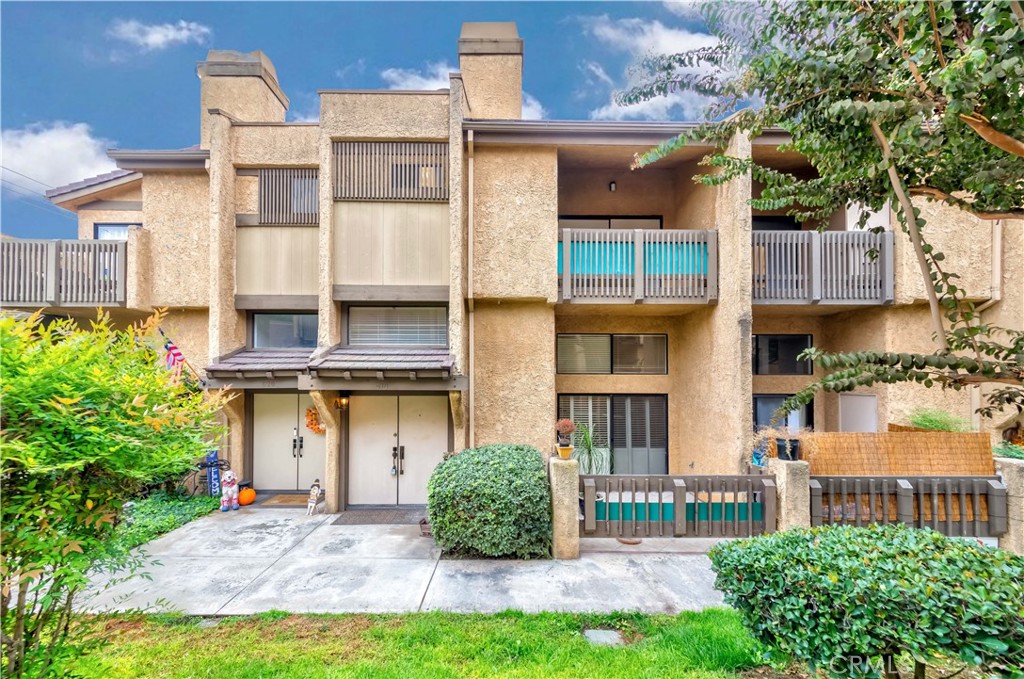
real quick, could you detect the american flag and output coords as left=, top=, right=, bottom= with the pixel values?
left=164, top=340, right=184, bottom=380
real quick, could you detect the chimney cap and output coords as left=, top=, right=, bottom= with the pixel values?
left=458, top=22, right=523, bottom=55
left=196, top=50, right=288, bottom=109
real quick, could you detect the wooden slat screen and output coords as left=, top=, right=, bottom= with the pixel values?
left=258, top=168, right=319, bottom=225
left=332, top=142, right=449, bottom=201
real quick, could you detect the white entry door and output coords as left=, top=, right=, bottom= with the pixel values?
left=252, top=393, right=327, bottom=491
left=348, top=395, right=448, bottom=506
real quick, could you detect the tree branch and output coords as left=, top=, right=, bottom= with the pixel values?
left=928, top=1, right=948, bottom=68
left=959, top=114, right=1024, bottom=158
left=870, top=119, right=949, bottom=352
left=908, top=186, right=1024, bottom=219
left=1011, top=1, right=1024, bottom=32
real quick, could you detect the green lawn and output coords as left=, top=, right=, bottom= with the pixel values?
left=81, top=609, right=767, bottom=679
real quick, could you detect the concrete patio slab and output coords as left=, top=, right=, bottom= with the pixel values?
left=290, top=523, right=441, bottom=560
left=139, top=508, right=329, bottom=558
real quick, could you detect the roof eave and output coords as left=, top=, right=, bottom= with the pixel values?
left=108, top=149, right=210, bottom=171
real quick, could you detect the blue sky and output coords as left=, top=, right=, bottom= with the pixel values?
left=1, top=2, right=713, bottom=239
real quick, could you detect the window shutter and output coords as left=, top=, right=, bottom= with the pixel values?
left=348, top=307, right=447, bottom=346
left=556, top=334, right=611, bottom=374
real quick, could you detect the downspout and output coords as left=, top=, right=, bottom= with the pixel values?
left=971, top=219, right=1003, bottom=431
left=467, top=130, right=476, bottom=448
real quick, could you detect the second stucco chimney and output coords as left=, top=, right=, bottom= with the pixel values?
left=197, top=50, right=289, bottom=148
left=458, top=22, right=523, bottom=119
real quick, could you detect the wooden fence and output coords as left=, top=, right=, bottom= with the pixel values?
left=810, top=475, right=1007, bottom=538
left=579, top=474, right=776, bottom=538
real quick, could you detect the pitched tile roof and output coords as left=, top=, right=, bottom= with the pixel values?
left=310, top=346, right=453, bottom=373
left=206, top=349, right=313, bottom=375
left=45, top=169, right=137, bottom=199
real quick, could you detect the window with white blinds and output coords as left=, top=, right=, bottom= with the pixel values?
left=557, top=395, right=611, bottom=447
left=348, top=306, right=447, bottom=346
left=556, top=334, right=667, bottom=375
left=558, top=394, right=668, bottom=474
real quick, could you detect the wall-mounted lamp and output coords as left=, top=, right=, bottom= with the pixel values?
left=334, top=394, right=350, bottom=410
left=608, top=181, right=617, bottom=192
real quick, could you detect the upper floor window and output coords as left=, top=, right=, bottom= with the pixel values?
left=333, top=142, right=449, bottom=202
left=258, top=168, right=319, bottom=225
left=752, top=334, right=812, bottom=375
left=557, top=333, right=667, bottom=375
left=348, top=306, right=447, bottom=346
left=94, top=223, right=137, bottom=240
left=253, top=313, right=318, bottom=349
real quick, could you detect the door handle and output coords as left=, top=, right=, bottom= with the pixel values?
left=298, top=436, right=304, bottom=457
left=399, top=445, right=405, bottom=475
left=391, top=446, right=399, bottom=476
left=292, top=437, right=297, bottom=458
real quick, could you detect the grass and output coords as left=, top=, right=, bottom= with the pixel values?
left=80, top=609, right=766, bottom=679
left=109, top=491, right=220, bottom=553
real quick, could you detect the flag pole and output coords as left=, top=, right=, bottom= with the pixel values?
left=158, top=327, right=202, bottom=383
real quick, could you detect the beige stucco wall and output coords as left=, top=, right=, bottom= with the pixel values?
left=141, top=172, right=210, bottom=308
left=558, top=166, right=675, bottom=220
left=77, top=208, right=144, bottom=240
left=232, top=124, right=319, bottom=167
left=473, top=301, right=555, bottom=453
left=448, top=74, right=468, bottom=379
left=236, top=226, right=319, bottom=296
left=160, top=309, right=211, bottom=379
left=234, top=175, right=259, bottom=214
left=200, top=75, right=287, bottom=149
left=895, top=200, right=993, bottom=303
left=459, top=54, right=522, bottom=119
left=673, top=160, right=717, bottom=231
left=472, top=145, right=557, bottom=301
left=320, top=92, right=449, bottom=139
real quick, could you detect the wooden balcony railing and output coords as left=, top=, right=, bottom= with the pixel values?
left=1, top=239, right=126, bottom=307
left=558, top=228, right=718, bottom=304
left=752, top=230, right=894, bottom=304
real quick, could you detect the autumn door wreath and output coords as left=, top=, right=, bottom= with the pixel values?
left=305, top=406, right=326, bottom=434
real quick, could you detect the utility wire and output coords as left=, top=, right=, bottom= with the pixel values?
left=1, top=179, right=77, bottom=221
left=0, top=166, right=53, bottom=189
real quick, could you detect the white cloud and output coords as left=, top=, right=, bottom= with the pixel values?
left=522, top=93, right=547, bottom=120
left=1, top=122, right=117, bottom=194
left=662, top=1, right=703, bottom=20
left=380, top=61, right=452, bottom=90
left=335, top=58, right=366, bottom=82
left=107, top=19, right=211, bottom=52
left=578, top=15, right=719, bottom=121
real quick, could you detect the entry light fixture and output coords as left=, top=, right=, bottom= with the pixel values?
left=608, top=181, right=617, bottom=192
left=335, top=394, right=350, bottom=410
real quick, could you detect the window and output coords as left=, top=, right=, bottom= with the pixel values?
left=253, top=313, right=318, bottom=349
left=556, top=334, right=667, bottom=375
left=94, top=223, right=136, bottom=240
left=258, top=168, right=319, bottom=225
left=557, top=394, right=668, bottom=474
left=348, top=306, right=447, bottom=346
left=753, top=334, right=812, bottom=375
left=752, top=216, right=801, bottom=231
left=753, top=394, right=813, bottom=433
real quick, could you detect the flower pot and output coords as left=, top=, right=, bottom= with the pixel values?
left=775, top=438, right=801, bottom=461
left=556, top=446, right=573, bottom=460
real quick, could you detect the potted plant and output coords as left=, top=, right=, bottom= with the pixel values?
left=555, top=418, right=576, bottom=459
left=573, top=423, right=611, bottom=475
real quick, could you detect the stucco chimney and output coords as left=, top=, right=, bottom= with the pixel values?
left=458, top=22, right=523, bottom=119
left=196, top=50, right=289, bottom=149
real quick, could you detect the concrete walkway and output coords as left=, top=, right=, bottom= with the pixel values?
left=85, top=508, right=723, bottom=615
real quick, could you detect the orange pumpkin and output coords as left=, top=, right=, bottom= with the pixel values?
left=238, top=487, right=256, bottom=506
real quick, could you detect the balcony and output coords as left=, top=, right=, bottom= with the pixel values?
left=558, top=229, right=718, bottom=304
left=752, top=230, right=894, bottom=305
left=1, top=239, right=126, bottom=307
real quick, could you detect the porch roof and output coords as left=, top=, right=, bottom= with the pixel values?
left=309, top=346, right=453, bottom=377
left=206, top=349, right=313, bottom=377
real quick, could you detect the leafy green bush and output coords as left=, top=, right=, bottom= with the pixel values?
left=907, top=408, right=970, bottom=432
left=427, top=444, right=551, bottom=559
left=1, top=312, right=226, bottom=678
left=709, top=525, right=1024, bottom=677
left=110, top=492, right=219, bottom=553
left=994, top=441, right=1024, bottom=460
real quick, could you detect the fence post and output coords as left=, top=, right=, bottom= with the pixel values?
left=762, top=479, right=777, bottom=533
left=561, top=229, right=572, bottom=301
left=809, top=479, right=823, bottom=527
left=673, top=478, right=686, bottom=536
left=809, top=231, right=822, bottom=303
left=767, top=458, right=810, bottom=530
left=583, top=478, right=596, bottom=534
left=995, top=457, right=1023, bottom=555
left=549, top=458, right=580, bottom=559
left=634, top=229, right=644, bottom=302
left=986, top=479, right=1008, bottom=538
left=896, top=479, right=914, bottom=526
left=881, top=231, right=895, bottom=303
left=705, top=231, right=718, bottom=302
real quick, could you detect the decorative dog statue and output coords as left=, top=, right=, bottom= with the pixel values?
left=306, top=479, right=322, bottom=515
left=220, top=470, right=240, bottom=512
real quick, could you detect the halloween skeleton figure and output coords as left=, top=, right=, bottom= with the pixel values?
left=220, top=470, right=240, bottom=511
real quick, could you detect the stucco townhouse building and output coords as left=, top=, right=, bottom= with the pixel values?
left=5, top=22, right=1020, bottom=513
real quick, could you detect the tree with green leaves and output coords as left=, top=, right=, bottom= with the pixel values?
left=1, top=312, right=227, bottom=678
left=622, top=0, right=1024, bottom=419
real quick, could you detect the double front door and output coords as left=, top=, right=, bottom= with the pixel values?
left=252, top=393, right=327, bottom=491
left=348, top=395, right=448, bottom=505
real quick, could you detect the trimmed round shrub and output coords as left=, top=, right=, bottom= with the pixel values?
left=709, top=524, right=1024, bottom=677
left=427, top=443, right=551, bottom=559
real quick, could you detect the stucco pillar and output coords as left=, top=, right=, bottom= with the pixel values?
left=316, top=133, right=340, bottom=351
left=767, top=458, right=811, bottom=530
left=310, top=390, right=342, bottom=513
left=550, top=458, right=580, bottom=559
left=219, top=389, right=246, bottom=476
left=996, top=457, right=1024, bottom=555
left=207, top=113, right=245, bottom=362
left=125, top=227, right=152, bottom=311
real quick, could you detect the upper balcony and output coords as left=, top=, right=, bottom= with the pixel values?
left=1, top=239, right=126, bottom=308
left=558, top=227, right=718, bottom=304
left=752, top=230, right=894, bottom=305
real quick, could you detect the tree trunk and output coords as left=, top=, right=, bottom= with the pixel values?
left=870, top=120, right=949, bottom=352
